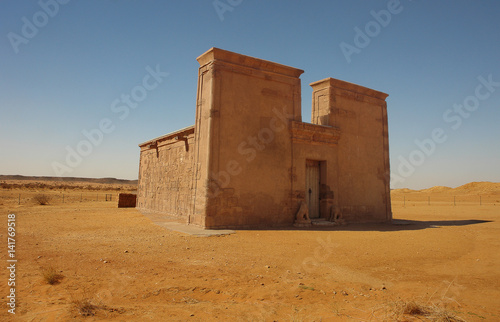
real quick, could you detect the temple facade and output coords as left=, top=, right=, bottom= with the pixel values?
left=137, top=48, right=392, bottom=228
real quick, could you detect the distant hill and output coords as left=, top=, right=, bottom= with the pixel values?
left=392, top=188, right=416, bottom=193
left=452, top=181, right=500, bottom=195
left=418, top=186, right=452, bottom=193
left=392, top=181, right=500, bottom=195
left=0, top=175, right=137, bottom=185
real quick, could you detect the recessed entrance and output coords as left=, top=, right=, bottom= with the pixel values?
left=306, top=160, right=321, bottom=219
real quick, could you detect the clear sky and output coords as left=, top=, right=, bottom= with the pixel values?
left=1, top=0, right=499, bottom=189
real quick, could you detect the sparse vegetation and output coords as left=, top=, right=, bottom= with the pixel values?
left=42, top=266, right=63, bottom=285
left=391, top=300, right=466, bottom=321
left=73, top=297, right=100, bottom=316
left=34, top=194, right=51, bottom=205
left=71, top=292, right=120, bottom=317
left=468, top=311, right=486, bottom=319
left=402, top=301, right=429, bottom=315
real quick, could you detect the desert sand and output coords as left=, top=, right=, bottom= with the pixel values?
left=0, top=179, right=499, bottom=321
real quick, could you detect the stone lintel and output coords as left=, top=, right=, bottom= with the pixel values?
left=139, top=125, right=195, bottom=148
left=197, top=47, right=304, bottom=78
left=291, top=121, right=340, bottom=146
left=310, top=77, right=388, bottom=101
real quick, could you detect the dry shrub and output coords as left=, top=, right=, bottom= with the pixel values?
left=42, top=266, right=63, bottom=285
left=70, top=288, right=120, bottom=317
left=392, top=300, right=465, bottom=321
left=72, top=296, right=123, bottom=317
left=0, top=182, right=12, bottom=189
left=34, top=194, right=51, bottom=205
left=403, top=301, right=430, bottom=316
left=73, top=297, right=100, bottom=317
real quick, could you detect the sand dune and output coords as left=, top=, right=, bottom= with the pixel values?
left=416, top=186, right=452, bottom=193
left=391, top=188, right=415, bottom=193
left=393, top=181, right=500, bottom=195
left=452, top=181, right=500, bottom=194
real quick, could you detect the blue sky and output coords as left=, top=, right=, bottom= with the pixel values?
left=1, top=0, right=499, bottom=189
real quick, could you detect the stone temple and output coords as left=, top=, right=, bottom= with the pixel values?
left=137, top=48, right=392, bottom=229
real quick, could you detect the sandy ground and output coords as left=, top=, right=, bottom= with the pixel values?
left=0, top=183, right=499, bottom=321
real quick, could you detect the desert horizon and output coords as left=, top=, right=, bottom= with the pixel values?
left=2, top=174, right=500, bottom=193
left=0, top=175, right=138, bottom=186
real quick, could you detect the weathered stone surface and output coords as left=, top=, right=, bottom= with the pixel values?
left=137, top=48, right=392, bottom=229
left=137, top=126, right=194, bottom=218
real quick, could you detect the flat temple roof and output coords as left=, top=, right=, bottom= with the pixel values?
left=138, top=125, right=195, bottom=147
left=197, top=47, right=304, bottom=78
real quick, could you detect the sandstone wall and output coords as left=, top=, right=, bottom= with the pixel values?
left=310, top=78, right=392, bottom=223
left=192, top=48, right=304, bottom=228
left=137, top=127, right=195, bottom=221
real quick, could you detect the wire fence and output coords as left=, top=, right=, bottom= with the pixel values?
left=2, top=190, right=497, bottom=207
left=0, top=190, right=137, bottom=206
left=392, top=194, right=500, bottom=207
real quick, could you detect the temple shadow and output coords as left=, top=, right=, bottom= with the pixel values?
left=387, top=219, right=492, bottom=231
left=140, top=209, right=492, bottom=233
left=284, top=219, right=493, bottom=232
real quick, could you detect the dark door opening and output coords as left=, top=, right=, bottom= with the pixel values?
left=306, top=160, right=320, bottom=219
